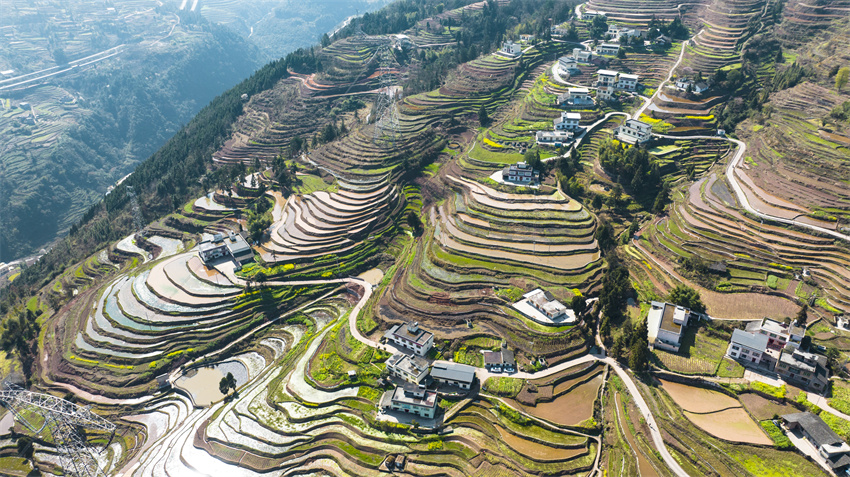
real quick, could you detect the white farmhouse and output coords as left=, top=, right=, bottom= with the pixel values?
left=558, top=56, right=579, bottom=75
left=557, top=87, right=594, bottom=107
left=554, top=111, right=582, bottom=131
left=596, top=69, right=618, bottom=88
left=384, top=322, right=434, bottom=356
left=500, top=41, right=522, bottom=58
left=596, top=43, right=620, bottom=56
left=616, top=119, right=653, bottom=144
left=646, top=301, right=691, bottom=352
left=617, top=73, right=639, bottom=91
left=535, top=130, right=573, bottom=147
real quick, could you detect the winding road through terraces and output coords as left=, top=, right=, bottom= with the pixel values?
left=654, top=133, right=850, bottom=243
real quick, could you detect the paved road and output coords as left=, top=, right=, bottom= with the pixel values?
left=633, top=36, right=691, bottom=120
left=654, top=133, right=850, bottom=243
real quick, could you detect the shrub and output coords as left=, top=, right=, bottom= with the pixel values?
left=760, top=420, right=792, bottom=449
left=483, top=377, right=524, bottom=397
left=495, top=402, right=530, bottom=426
left=766, top=275, right=779, bottom=289
left=751, top=382, right=786, bottom=399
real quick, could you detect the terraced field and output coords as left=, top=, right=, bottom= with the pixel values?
left=633, top=170, right=850, bottom=314
left=737, top=83, right=850, bottom=215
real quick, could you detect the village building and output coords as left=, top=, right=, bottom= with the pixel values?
left=617, top=73, right=639, bottom=91
left=597, top=85, right=616, bottom=101
left=430, top=362, right=476, bottom=390
left=499, top=41, right=522, bottom=58
left=199, top=231, right=254, bottom=265
left=554, top=111, right=582, bottom=132
left=386, top=353, right=430, bottom=384
left=226, top=231, right=254, bottom=264
left=392, top=34, right=414, bottom=49
left=674, top=78, right=709, bottom=93
left=647, top=301, right=691, bottom=352
left=596, top=69, right=618, bottom=88
left=557, top=87, right=594, bottom=107
left=384, top=322, right=434, bottom=356
left=596, top=43, right=620, bottom=56
left=581, top=9, right=605, bottom=20
left=783, top=413, right=850, bottom=473
left=550, top=25, right=570, bottom=37
left=381, top=383, right=438, bottom=419
left=615, top=119, right=653, bottom=144
left=524, top=289, right=568, bottom=320
left=558, top=56, right=580, bottom=75
left=654, top=34, right=671, bottom=46
left=519, top=34, right=535, bottom=42
left=483, top=348, right=516, bottom=373
left=572, top=48, right=593, bottom=63
left=502, top=161, right=539, bottom=184
left=535, top=130, right=573, bottom=147
left=727, top=329, right=772, bottom=368
left=199, top=234, right=229, bottom=263
left=746, top=318, right=804, bottom=351
left=777, top=347, right=830, bottom=391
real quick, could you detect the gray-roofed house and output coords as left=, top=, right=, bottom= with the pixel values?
left=430, top=362, right=476, bottom=390
left=777, top=347, right=830, bottom=391
left=198, top=234, right=228, bottom=263
left=783, top=412, right=850, bottom=473
left=226, top=231, right=254, bottom=264
left=746, top=318, right=804, bottom=351
left=381, top=383, right=438, bottom=419
left=384, top=322, right=434, bottom=356
left=646, top=301, right=690, bottom=352
left=726, top=329, right=770, bottom=368
left=483, top=348, right=516, bottom=374
left=386, top=353, right=430, bottom=384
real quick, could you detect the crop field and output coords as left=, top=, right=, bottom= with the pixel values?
left=739, top=392, right=799, bottom=421
left=684, top=408, right=773, bottom=445
left=658, top=379, right=741, bottom=413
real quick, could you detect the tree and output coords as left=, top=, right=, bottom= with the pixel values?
left=219, top=372, right=237, bottom=396
left=667, top=284, right=706, bottom=314
left=836, top=67, right=849, bottom=92
left=411, top=419, right=420, bottom=429
left=406, top=211, right=423, bottom=236
left=478, top=104, right=489, bottom=126
left=16, top=435, right=34, bottom=463
left=591, top=194, right=603, bottom=209
left=796, top=304, right=808, bottom=327
left=628, top=339, right=649, bottom=371
left=571, top=295, right=587, bottom=316
left=617, top=48, right=626, bottom=59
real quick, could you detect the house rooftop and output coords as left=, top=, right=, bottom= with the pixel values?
left=385, top=322, right=433, bottom=346
left=619, top=73, right=638, bottom=80
left=387, top=353, right=429, bottom=374
left=562, top=112, right=582, bottom=120
left=750, top=318, right=804, bottom=338
left=389, top=385, right=437, bottom=408
left=599, top=43, right=620, bottom=48
left=597, top=69, right=618, bottom=76
left=568, top=87, right=589, bottom=93
left=730, top=329, right=769, bottom=351
left=784, top=413, right=841, bottom=446
left=430, top=362, right=475, bottom=384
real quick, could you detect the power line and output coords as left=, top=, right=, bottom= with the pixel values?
left=0, top=383, right=116, bottom=477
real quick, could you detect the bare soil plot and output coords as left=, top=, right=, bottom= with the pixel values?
left=739, top=393, right=798, bottom=421
left=495, top=426, right=586, bottom=460
left=508, top=374, right=602, bottom=426
left=684, top=408, right=772, bottom=445
left=658, top=379, right=741, bottom=413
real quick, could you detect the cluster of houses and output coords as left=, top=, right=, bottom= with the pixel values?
left=782, top=412, right=850, bottom=474
left=198, top=231, right=254, bottom=266
left=380, top=322, right=478, bottom=420
left=646, top=302, right=831, bottom=393
left=727, top=318, right=830, bottom=391
left=536, top=110, right=583, bottom=147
